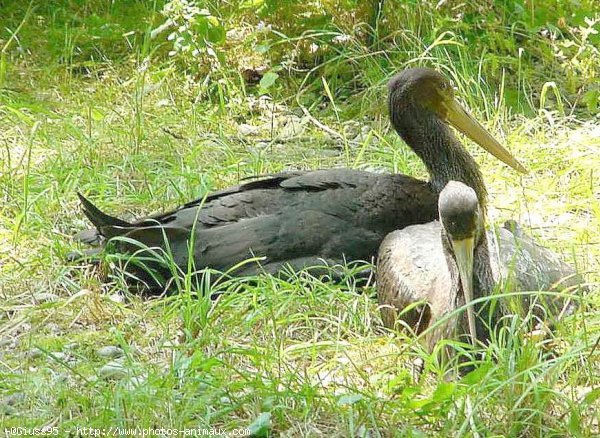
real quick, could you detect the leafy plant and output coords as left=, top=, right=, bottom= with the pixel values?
left=155, top=0, right=226, bottom=73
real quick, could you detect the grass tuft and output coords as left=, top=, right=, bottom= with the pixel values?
left=0, top=0, right=598, bottom=434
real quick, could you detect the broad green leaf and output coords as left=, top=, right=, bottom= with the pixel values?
left=431, top=382, right=456, bottom=402
left=259, top=71, right=279, bottom=90
left=462, top=362, right=493, bottom=385
left=240, top=0, right=264, bottom=9
left=337, top=393, right=363, bottom=406
left=583, top=89, right=599, bottom=113
left=248, top=412, right=271, bottom=437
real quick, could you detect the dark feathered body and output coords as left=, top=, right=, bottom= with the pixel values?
left=78, top=170, right=437, bottom=286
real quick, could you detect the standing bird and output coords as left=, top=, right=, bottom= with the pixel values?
left=73, top=68, right=526, bottom=292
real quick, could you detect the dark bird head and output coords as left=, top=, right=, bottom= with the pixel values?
left=388, top=68, right=527, bottom=190
left=438, top=180, right=484, bottom=345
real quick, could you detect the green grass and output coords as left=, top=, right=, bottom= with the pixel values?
left=1, top=0, right=599, bottom=435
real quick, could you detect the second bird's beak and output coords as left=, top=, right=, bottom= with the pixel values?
left=444, top=99, right=528, bottom=174
left=451, top=237, right=478, bottom=345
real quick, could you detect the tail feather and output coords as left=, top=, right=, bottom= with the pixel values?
left=77, top=192, right=132, bottom=238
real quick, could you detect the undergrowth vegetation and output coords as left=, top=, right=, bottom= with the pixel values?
left=0, top=0, right=598, bottom=435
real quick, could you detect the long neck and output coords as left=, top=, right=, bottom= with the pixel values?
left=391, top=102, right=488, bottom=210
left=472, top=236, right=499, bottom=341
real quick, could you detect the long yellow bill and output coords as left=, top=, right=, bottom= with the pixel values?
left=444, top=99, right=528, bottom=174
left=451, top=237, right=478, bottom=345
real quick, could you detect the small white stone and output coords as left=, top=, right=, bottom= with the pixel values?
left=125, top=374, right=147, bottom=389
left=97, top=346, right=125, bottom=359
left=155, top=98, right=172, bottom=108
left=33, top=293, right=59, bottom=303
left=237, top=123, right=261, bottom=136
left=108, top=293, right=125, bottom=304
left=98, top=360, right=129, bottom=380
left=25, top=348, right=43, bottom=359
left=49, top=352, right=68, bottom=362
left=46, top=323, right=61, bottom=334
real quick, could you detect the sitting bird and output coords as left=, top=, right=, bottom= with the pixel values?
left=377, top=182, right=581, bottom=352
left=73, top=68, right=526, bottom=292
left=376, top=181, right=489, bottom=350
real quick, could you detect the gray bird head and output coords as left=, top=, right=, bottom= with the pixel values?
left=438, top=180, right=484, bottom=345
left=439, top=181, right=482, bottom=242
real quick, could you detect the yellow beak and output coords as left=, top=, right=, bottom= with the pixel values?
left=451, top=236, right=478, bottom=345
left=444, top=99, right=528, bottom=174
